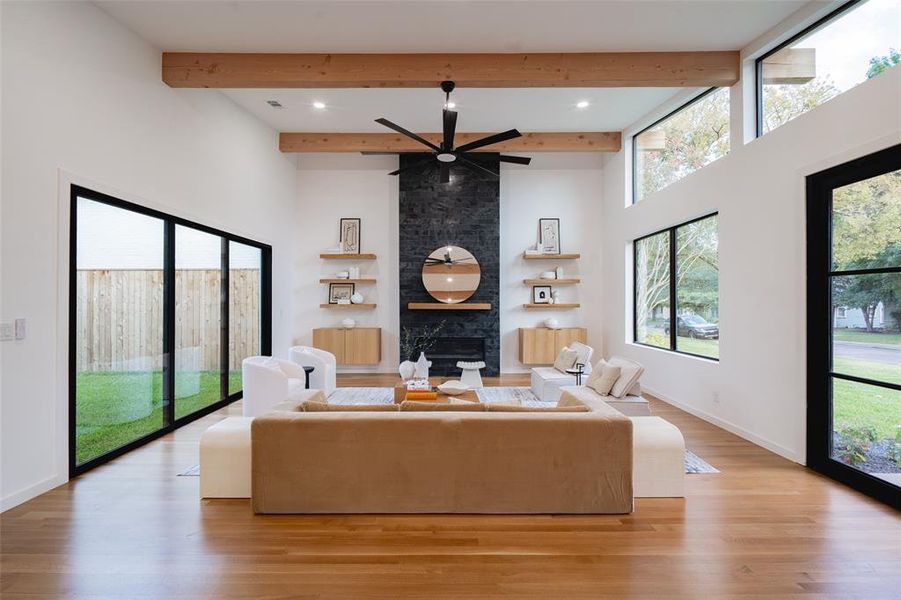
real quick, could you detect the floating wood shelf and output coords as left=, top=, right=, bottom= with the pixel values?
left=408, top=303, right=492, bottom=311
left=320, top=303, right=377, bottom=309
left=319, top=253, right=377, bottom=260
left=523, top=303, right=581, bottom=309
left=523, top=278, right=581, bottom=285
left=522, top=253, right=581, bottom=260
left=319, top=278, right=377, bottom=284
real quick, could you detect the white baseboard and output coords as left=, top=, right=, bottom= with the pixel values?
left=644, top=385, right=802, bottom=464
left=1, top=474, right=66, bottom=513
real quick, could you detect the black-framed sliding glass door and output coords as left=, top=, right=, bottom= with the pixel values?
left=807, top=144, right=900, bottom=509
left=70, top=185, right=272, bottom=476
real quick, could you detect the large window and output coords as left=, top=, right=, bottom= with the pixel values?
left=632, top=88, right=730, bottom=203
left=70, top=186, right=271, bottom=475
left=807, top=145, right=900, bottom=509
left=634, top=214, right=719, bottom=360
left=757, top=0, right=900, bottom=136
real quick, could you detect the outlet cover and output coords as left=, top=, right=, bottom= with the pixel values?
left=15, top=318, right=26, bottom=340
left=0, top=321, right=13, bottom=342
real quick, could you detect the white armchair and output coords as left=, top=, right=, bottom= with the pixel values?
left=530, top=341, right=595, bottom=403
left=289, top=346, right=337, bottom=397
left=241, top=356, right=311, bottom=417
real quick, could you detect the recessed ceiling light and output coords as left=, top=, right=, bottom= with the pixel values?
left=266, top=100, right=283, bottom=108
left=313, top=101, right=326, bottom=109
left=446, top=101, right=456, bottom=109
left=576, top=100, right=590, bottom=109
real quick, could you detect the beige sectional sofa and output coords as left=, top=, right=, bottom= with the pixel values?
left=250, top=394, right=633, bottom=515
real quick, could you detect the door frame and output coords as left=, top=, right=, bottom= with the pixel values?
left=806, top=143, right=900, bottom=509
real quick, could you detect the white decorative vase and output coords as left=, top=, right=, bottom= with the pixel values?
left=341, top=318, right=356, bottom=329
left=336, top=271, right=350, bottom=279
left=399, top=360, right=415, bottom=381
left=350, top=292, right=364, bottom=304
left=544, top=318, right=560, bottom=329
left=414, top=352, right=432, bottom=379
left=540, top=271, right=556, bottom=280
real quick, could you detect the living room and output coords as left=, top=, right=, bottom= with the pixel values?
left=1, top=0, right=899, bottom=597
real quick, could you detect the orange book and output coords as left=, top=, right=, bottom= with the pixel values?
left=405, top=391, right=438, bottom=400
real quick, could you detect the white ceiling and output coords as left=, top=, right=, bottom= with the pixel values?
left=97, top=0, right=814, bottom=53
left=96, top=0, right=818, bottom=133
left=222, top=87, right=692, bottom=132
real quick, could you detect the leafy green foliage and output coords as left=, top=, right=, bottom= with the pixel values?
left=399, top=320, right=446, bottom=361
left=837, top=425, right=878, bottom=466
left=866, top=48, right=901, bottom=79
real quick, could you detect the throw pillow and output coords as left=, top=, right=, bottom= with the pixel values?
left=608, top=357, right=645, bottom=398
left=587, top=365, right=621, bottom=396
left=553, top=346, right=579, bottom=372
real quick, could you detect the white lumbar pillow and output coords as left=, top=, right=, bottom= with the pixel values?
left=553, top=346, right=579, bottom=372
left=607, top=356, right=645, bottom=398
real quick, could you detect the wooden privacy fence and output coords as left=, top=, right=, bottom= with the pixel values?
left=75, top=269, right=260, bottom=372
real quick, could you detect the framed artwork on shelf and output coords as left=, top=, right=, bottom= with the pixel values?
left=532, top=285, right=552, bottom=304
left=329, top=282, right=355, bottom=304
left=539, top=218, right=561, bottom=254
left=340, top=218, right=361, bottom=254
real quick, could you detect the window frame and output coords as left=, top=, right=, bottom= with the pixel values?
left=632, top=212, right=720, bottom=361
left=806, top=143, right=900, bottom=510
left=631, top=87, right=721, bottom=205
left=68, top=184, right=272, bottom=477
left=754, top=0, right=864, bottom=138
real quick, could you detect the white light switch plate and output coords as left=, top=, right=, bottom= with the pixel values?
left=15, top=318, right=27, bottom=340
left=0, top=321, right=13, bottom=342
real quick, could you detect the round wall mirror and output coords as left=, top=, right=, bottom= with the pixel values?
left=422, top=246, right=481, bottom=304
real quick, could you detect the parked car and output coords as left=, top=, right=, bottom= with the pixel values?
left=664, top=314, right=719, bottom=339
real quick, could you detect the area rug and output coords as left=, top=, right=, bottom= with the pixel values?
left=473, top=386, right=544, bottom=406
left=327, top=387, right=395, bottom=404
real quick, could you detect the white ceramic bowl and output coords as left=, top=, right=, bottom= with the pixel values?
left=437, top=381, right=470, bottom=395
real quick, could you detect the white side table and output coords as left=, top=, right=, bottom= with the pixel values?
left=457, top=361, right=486, bottom=389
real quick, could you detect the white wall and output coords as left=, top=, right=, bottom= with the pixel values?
left=600, top=67, right=901, bottom=463
left=293, top=154, right=401, bottom=373
left=0, top=1, right=298, bottom=510
left=500, top=154, right=604, bottom=372
left=292, top=153, right=605, bottom=374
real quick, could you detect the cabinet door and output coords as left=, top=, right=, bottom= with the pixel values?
left=313, top=328, right=345, bottom=363
left=344, top=328, right=381, bottom=365
left=555, top=328, right=588, bottom=353
left=520, top=328, right=557, bottom=364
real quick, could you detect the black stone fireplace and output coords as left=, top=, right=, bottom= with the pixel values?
left=398, top=153, right=500, bottom=376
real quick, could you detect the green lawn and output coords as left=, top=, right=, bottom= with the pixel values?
left=832, top=358, right=900, bottom=440
left=833, top=330, right=901, bottom=345
left=676, top=336, right=719, bottom=359
left=75, top=371, right=241, bottom=465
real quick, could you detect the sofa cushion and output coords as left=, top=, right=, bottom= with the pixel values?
left=303, top=401, right=397, bottom=412
left=587, top=363, right=621, bottom=396
left=608, top=356, right=645, bottom=398
left=400, top=400, right=485, bottom=411
left=486, top=403, right=590, bottom=413
left=553, top=347, right=578, bottom=372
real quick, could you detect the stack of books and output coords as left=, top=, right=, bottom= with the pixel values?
left=405, top=378, right=437, bottom=400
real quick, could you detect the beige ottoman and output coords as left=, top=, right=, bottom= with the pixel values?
left=631, top=416, right=685, bottom=498
left=200, top=416, right=253, bottom=499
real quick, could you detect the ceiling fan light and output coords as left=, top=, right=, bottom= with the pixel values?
left=437, top=153, right=456, bottom=163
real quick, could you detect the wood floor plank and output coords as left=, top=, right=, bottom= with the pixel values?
left=2, top=374, right=899, bottom=598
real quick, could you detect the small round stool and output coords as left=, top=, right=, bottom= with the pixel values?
left=456, top=361, right=486, bottom=389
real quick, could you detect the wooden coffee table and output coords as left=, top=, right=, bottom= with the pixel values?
left=393, top=382, right=480, bottom=404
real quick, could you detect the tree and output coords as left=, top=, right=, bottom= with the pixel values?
left=761, top=77, right=838, bottom=134
left=866, top=48, right=901, bottom=79
left=835, top=246, right=900, bottom=332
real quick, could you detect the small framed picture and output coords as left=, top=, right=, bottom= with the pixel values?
left=532, top=285, right=552, bottom=304
left=539, top=218, right=561, bottom=254
left=329, top=283, right=355, bottom=304
left=340, top=218, right=361, bottom=254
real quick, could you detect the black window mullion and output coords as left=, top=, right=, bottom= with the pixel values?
left=163, top=220, right=176, bottom=427
left=669, top=227, right=678, bottom=351
left=830, top=372, right=901, bottom=393
left=220, top=238, right=229, bottom=401
left=260, top=247, right=273, bottom=356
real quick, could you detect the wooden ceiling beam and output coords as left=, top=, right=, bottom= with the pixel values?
left=162, top=52, right=739, bottom=88
left=279, top=131, right=622, bottom=153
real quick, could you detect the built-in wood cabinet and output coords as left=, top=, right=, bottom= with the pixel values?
left=519, top=327, right=587, bottom=365
left=313, top=327, right=381, bottom=365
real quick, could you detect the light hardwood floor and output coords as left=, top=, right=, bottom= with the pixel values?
left=2, top=374, right=899, bottom=599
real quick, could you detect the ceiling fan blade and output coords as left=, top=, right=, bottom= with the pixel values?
left=499, top=155, right=532, bottom=165
left=388, top=156, right=434, bottom=176
left=439, top=163, right=451, bottom=184
left=454, top=129, right=522, bottom=153
left=457, top=155, right=499, bottom=178
left=375, top=118, right=441, bottom=152
left=443, top=109, right=458, bottom=151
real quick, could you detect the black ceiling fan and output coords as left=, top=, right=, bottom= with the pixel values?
left=367, top=81, right=531, bottom=183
